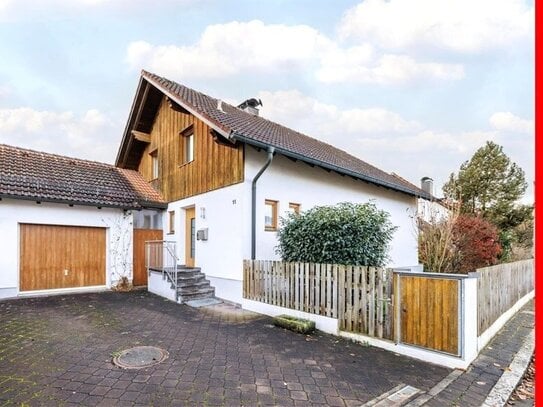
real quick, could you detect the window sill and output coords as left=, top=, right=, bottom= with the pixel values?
left=265, top=227, right=277, bottom=232
left=166, top=232, right=175, bottom=235
left=178, top=160, right=194, bottom=168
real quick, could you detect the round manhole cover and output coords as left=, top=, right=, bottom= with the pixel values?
left=112, top=346, right=168, bottom=369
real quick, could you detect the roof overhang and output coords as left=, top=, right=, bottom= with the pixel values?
left=115, top=72, right=232, bottom=169
left=0, top=193, right=153, bottom=211
left=231, top=133, right=432, bottom=200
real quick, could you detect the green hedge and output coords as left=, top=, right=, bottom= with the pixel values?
left=276, top=202, right=397, bottom=266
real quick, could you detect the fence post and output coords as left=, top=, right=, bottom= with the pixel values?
left=394, top=272, right=401, bottom=344
left=337, top=265, right=345, bottom=324
left=463, top=276, right=479, bottom=363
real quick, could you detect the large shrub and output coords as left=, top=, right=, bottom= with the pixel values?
left=276, top=202, right=397, bottom=266
left=451, top=215, right=502, bottom=274
left=418, top=211, right=502, bottom=274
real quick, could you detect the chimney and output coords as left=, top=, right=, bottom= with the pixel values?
left=237, top=98, right=262, bottom=116
left=421, top=177, right=434, bottom=196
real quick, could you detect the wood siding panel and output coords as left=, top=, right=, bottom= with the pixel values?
left=133, top=228, right=163, bottom=286
left=137, top=97, right=244, bottom=202
left=20, top=224, right=106, bottom=291
left=400, top=276, right=459, bottom=355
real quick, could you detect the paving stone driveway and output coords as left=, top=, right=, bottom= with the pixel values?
left=0, top=291, right=450, bottom=406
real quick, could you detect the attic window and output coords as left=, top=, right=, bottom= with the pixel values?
left=150, top=149, right=158, bottom=179
left=180, top=125, right=194, bottom=165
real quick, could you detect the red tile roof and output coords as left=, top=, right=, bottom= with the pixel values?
left=138, top=70, right=431, bottom=199
left=0, top=144, right=166, bottom=209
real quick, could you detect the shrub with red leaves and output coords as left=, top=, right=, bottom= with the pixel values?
left=451, top=215, right=502, bottom=274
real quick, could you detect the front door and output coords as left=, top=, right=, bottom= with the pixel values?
left=185, top=207, right=196, bottom=267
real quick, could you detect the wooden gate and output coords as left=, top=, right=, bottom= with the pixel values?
left=133, top=228, right=163, bottom=286
left=20, top=224, right=106, bottom=291
left=396, top=274, right=461, bottom=356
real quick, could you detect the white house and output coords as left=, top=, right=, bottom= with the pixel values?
left=114, top=71, right=434, bottom=304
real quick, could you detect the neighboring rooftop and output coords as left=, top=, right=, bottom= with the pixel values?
left=116, top=70, right=432, bottom=199
left=0, top=144, right=166, bottom=210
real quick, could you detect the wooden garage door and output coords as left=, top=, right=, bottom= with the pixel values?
left=20, top=224, right=106, bottom=291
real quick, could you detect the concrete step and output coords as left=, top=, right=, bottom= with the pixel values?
left=176, top=265, right=201, bottom=272
left=177, top=280, right=211, bottom=292
left=176, top=270, right=203, bottom=279
left=178, top=287, right=215, bottom=303
left=176, top=274, right=206, bottom=285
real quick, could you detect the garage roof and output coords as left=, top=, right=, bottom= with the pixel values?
left=0, top=144, right=166, bottom=210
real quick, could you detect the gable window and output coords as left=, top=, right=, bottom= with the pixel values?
left=264, top=200, right=278, bottom=231
left=168, top=210, right=175, bottom=234
left=288, top=203, right=301, bottom=215
left=150, top=149, right=158, bottom=179
left=180, top=125, right=194, bottom=164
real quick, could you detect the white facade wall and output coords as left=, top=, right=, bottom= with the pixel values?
left=245, top=148, right=419, bottom=267
left=165, top=183, right=246, bottom=282
left=163, top=148, right=420, bottom=304
left=418, top=198, right=450, bottom=223
left=0, top=198, right=133, bottom=299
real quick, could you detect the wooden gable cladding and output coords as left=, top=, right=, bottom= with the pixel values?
left=138, top=96, right=244, bottom=202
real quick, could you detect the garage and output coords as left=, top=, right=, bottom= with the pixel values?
left=20, top=224, right=107, bottom=292
left=0, top=144, right=166, bottom=300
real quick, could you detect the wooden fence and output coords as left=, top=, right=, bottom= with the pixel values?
left=476, top=259, right=534, bottom=335
left=339, top=266, right=394, bottom=340
left=243, top=260, right=394, bottom=340
left=243, top=260, right=340, bottom=318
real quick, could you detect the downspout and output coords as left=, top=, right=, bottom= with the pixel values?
left=251, top=147, right=275, bottom=259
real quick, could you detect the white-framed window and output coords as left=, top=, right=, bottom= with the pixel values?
left=180, top=125, right=195, bottom=165
left=150, top=149, right=158, bottom=179
left=168, top=210, right=175, bottom=234
left=185, top=133, right=194, bottom=163
left=265, top=199, right=278, bottom=231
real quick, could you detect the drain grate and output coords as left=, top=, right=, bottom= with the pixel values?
left=112, top=346, right=168, bottom=369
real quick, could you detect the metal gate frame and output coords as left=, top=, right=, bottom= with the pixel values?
left=393, top=271, right=466, bottom=358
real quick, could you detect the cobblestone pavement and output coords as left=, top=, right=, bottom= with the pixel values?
left=421, top=300, right=534, bottom=407
left=0, top=291, right=450, bottom=406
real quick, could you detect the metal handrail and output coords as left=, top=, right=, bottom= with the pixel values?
left=145, top=240, right=180, bottom=291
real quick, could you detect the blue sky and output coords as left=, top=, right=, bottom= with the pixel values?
left=0, top=0, right=534, bottom=201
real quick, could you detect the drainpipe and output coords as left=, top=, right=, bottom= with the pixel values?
left=251, top=147, right=275, bottom=259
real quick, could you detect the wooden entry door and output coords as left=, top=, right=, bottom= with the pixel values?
left=398, top=275, right=460, bottom=355
left=185, top=207, right=196, bottom=267
left=133, top=228, right=163, bottom=286
left=20, top=224, right=106, bottom=291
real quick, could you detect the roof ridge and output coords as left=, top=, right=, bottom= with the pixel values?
left=142, top=71, right=395, bottom=178
left=135, top=71, right=431, bottom=199
left=0, top=143, right=114, bottom=168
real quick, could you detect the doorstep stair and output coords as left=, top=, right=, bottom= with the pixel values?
left=172, top=265, right=216, bottom=304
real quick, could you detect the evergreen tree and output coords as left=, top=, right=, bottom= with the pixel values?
left=443, top=141, right=529, bottom=231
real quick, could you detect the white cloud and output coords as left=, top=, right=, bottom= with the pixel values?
left=258, top=89, right=421, bottom=139
left=127, top=21, right=332, bottom=79
left=317, top=53, right=464, bottom=84
left=339, top=0, right=534, bottom=52
left=489, top=112, right=534, bottom=134
left=0, top=107, right=119, bottom=163
left=257, top=89, right=532, bottom=199
left=356, top=130, right=498, bottom=154
left=126, top=20, right=464, bottom=85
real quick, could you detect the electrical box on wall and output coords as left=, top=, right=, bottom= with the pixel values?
left=196, top=228, right=208, bottom=241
